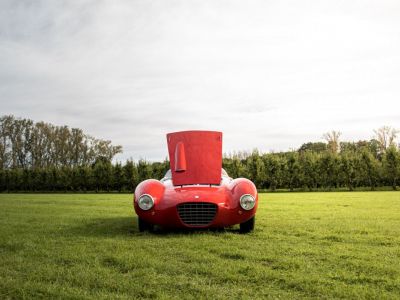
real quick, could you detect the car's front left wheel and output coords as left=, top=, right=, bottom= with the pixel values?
left=138, top=217, right=153, bottom=232
left=239, top=216, right=255, bottom=233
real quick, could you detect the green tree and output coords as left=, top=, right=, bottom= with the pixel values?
left=58, top=166, right=73, bottom=191
left=245, top=150, right=265, bottom=188
left=263, top=154, right=282, bottom=191
left=151, top=159, right=169, bottom=180
left=298, top=142, right=327, bottom=153
left=285, top=152, right=300, bottom=191
left=298, top=151, right=319, bottom=191
left=383, top=145, right=400, bottom=190
left=231, top=156, right=246, bottom=179
left=123, top=160, right=139, bottom=191
left=93, top=159, right=113, bottom=192
left=0, top=115, right=122, bottom=169
left=113, top=163, right=124, bottom=192
left=358, top=148, right=380, bottom=190
left=319, top=152, right=339, bottom=190
left=339, top=151, right=359, bottom=191
left=137, top=159, right=152, bottom=183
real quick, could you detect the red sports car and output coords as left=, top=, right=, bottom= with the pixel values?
left=133, top=130, right=258, bottom=233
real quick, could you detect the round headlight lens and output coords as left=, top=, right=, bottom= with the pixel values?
left=138, top=194, right=154, bottom=210
left=239, top=194, right=256, bottom=210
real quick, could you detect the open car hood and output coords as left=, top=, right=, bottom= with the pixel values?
left=166, top=130, right=222, bottom=186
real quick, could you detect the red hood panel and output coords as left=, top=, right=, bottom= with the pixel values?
left=167, top=131, right=222, bottom=186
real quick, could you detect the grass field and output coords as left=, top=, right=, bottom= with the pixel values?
left=1, top=192, right=400, bottom=299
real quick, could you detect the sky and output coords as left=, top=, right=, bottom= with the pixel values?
left=1, top=0, right=399, bottom=161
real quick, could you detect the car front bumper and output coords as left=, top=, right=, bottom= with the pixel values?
left=135, top=200, right=256, bottom=229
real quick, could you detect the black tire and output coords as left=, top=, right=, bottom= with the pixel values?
left=138, top=217, right=153, bottom=232
left=239, top=216, right=255, bottom=234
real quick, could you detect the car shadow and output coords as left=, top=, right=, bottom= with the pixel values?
left=152, top=226, right=240, bottom=235
left=66, top=216, right=240, bottom=237
left=67, top=217, right=137, bottom=237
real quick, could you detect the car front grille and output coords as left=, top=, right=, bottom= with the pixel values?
left=177, top=202, right=217, bottom=226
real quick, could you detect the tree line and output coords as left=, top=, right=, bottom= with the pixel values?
left=223, top=127, right=400, bottom=191
left=223, top=142, right=399, bottom=192
left=0, top=115, right=122, bottom=169
left=0, top=115, right=399, bottom=192
left=0, top=158, right=169, bottom=193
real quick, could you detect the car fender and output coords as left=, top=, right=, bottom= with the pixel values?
left=134, top=179, right=165, bottom=209
left=228, top=178, right=258, bottom=211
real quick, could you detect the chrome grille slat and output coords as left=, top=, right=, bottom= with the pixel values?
left=177, top=202, right=217, bottom=226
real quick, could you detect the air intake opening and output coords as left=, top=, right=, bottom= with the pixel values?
left=177, top=202, right=217, bottom=226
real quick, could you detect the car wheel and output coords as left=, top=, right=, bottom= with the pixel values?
left=138, top=217, right=153, bottom=232
left=239, top=216, right=255, bottom=233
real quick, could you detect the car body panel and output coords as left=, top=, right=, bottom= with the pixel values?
left=134, top=130, right=258, bottom=230
left=166, top=130, right=222, bottom=186
left=134, top=177, right=258, bottom=228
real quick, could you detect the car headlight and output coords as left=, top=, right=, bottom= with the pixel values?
left=137, top=194, right=154, bottom=210
left=239, top=194, right=256, bottom=210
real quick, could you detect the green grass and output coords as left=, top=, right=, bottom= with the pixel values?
left=1, top=192, right=400, bottom=299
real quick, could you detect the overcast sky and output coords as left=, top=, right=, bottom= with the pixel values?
left=1, top=0, right=399, bottom=161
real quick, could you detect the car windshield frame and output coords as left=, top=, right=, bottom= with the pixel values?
left=161, top=168, right=230, bottom=182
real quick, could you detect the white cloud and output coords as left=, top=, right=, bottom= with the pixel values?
left=1, top=0, right=399, bottom=160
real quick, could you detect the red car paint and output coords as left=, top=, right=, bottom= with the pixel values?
left=167, top=130, right=222, bottom=186
left=134, top=131, right=258, bottom=230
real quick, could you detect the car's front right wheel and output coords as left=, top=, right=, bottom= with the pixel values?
left=239, top=216, right=255, bottom=233
left=138, top=217, right=153, bottom=232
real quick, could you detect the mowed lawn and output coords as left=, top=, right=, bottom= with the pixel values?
left=1, top=192, right=400, bottom=299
